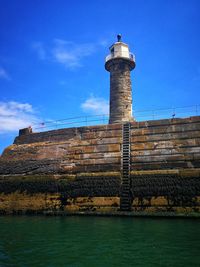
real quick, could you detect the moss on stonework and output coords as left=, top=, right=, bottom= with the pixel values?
left=0, top=174, right=120, bottom=197
left=77, top=172, right=120, bottom=177
left=131, top=174, right=200, bottom=207
left=1, top=172, right=200, bottom=209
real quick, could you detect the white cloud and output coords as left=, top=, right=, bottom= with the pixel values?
left=0, top=101, right=40, bottom=133
left=52, top=39, right=95, bottom=69
left=81, top=96, right=109, bottom=115
left=0, top=67, right=10, bottom=80
left=32, top=38, right=105, bottom=69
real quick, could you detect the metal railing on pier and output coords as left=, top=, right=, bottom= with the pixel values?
left=105, top=53, right=135, bottom=63
left=33, top=114, right=109, bottom=132
left=32, top=105, right=200, bottom=132
left=134, top=105, right=200, bottom=121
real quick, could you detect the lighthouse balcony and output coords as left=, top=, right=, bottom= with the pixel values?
left=105, top=52, right=135, bottom=63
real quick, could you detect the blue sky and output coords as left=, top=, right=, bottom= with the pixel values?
left=0, top=0, right=200, bottom=154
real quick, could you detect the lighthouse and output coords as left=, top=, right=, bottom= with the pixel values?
left=105, top=35, right=135, bottom=124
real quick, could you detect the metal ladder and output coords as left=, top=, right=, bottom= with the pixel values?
left=120, top=123, right=132, bottom=211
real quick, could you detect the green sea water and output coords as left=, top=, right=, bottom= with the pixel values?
left=0, top=216, right=199, bottom=267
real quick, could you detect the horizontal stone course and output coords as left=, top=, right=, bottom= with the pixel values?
left=130, top=116, right=200, bottom=129
left=131, top=122, right=200, bottom=136
left=131, top=147, right=200, bottom=157
left=131, top=161, right=200, bottom=170
left=131, top=130, right=200, bottom=143
left=131, top=153, right=200, bottom=163
left=131, top=138, right=200, bottom=151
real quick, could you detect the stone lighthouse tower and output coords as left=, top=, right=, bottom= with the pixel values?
left=105, top=35, right=135, bottom=124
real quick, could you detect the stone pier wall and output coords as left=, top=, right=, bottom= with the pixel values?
left=1, top=124, right=122, bottom=174
left=130, top=116, right=200, bottom=170
left=0, top=116, right=200, bottom=215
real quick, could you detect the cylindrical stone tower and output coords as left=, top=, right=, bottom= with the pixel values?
left=105, top=35, right=135, bottom=124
